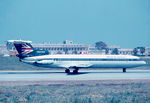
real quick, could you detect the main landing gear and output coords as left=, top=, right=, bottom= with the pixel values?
left=123, top=68, right=126, bottom=73
left=73, top=68, right=79, bottom=74
left=65, top=67, right=79, bottom=74
left=65, top=69, right=70, bottom=73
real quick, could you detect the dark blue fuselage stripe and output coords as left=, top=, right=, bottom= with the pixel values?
left=36, top=58, right=141, bottom=61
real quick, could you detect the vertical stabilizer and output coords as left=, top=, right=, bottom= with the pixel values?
left=14, top=42, right=34, bottom=58
left=14, top=42, right=49, bottom=59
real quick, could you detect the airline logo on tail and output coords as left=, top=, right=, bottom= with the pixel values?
left=14, top=42, right=49, bottom=59
left=21, top=43, right=33, bottom=54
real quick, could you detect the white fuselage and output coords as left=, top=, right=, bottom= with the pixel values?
left=22, top=54, right=146, bottom=69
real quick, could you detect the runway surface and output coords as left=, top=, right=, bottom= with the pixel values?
left=0, top=69, right=150, bottom=81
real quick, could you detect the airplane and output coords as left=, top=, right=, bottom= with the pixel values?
left=13, top=41, right=146, bottom=74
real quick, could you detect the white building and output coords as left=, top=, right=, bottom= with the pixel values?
left=145, top=47, right=150, bottom=56
left=88, top=45, right=106, bottom=54
left=0, top=44, right=8, bottom=55
left=5, top=40, right=89, bottom=55
left=33, top=43, right=89, bottom=54
left=118, top=48, right=133, bottom=55
left=3, top=40, right=150, bottom=56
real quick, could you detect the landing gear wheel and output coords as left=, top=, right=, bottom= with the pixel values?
left=73, top=69, right=78, bottom=74
left=65, top=69, right=70, bottom=73
left=123, top=68, right=126, bottom=73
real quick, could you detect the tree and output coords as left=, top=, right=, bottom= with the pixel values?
left=95, top=41, right=107, bottom=50
left=133, top=48, right=138, bottom=55
left=137, top=47, right=145, bottom=55
left=140, top=47, right=145, bottom=55
left=105, top=48, right=109, bottom=54
left=72, top=51, right=78, bottom=54
left=111, top=48, right=119, bottom=55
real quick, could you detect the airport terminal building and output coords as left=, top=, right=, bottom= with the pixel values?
left=2, top=40, right=150, bottom=56
left=5, top=40, right=90, bottom=55
left=32, top=40, right=89, bottom=54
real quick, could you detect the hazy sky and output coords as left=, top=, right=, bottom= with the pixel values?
left=0, top=0, right=150, bottom=48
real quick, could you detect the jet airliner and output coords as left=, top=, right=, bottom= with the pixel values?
left=13, top=41, right=146, bottom=73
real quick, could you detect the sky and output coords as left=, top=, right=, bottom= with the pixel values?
left=0, top=0, right=150, bottom=48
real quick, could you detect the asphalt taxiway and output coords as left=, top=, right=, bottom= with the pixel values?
left=0, top=69, right=150, bottom=81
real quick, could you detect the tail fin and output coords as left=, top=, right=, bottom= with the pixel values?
left=14, top=42, right=49, bottom=59
left=14, top=42, right=34, bottom=58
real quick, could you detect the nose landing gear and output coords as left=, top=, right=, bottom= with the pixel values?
left=65, top=69, right=70, bottom=73
left=73, top=69, right=79, bottom=74
left=123, top=68, right=126, bottom=72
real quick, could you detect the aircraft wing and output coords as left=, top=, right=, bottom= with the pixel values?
left=36, top=60, right=54, bottom=64
left=56, top=62, right=93, bottom=68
